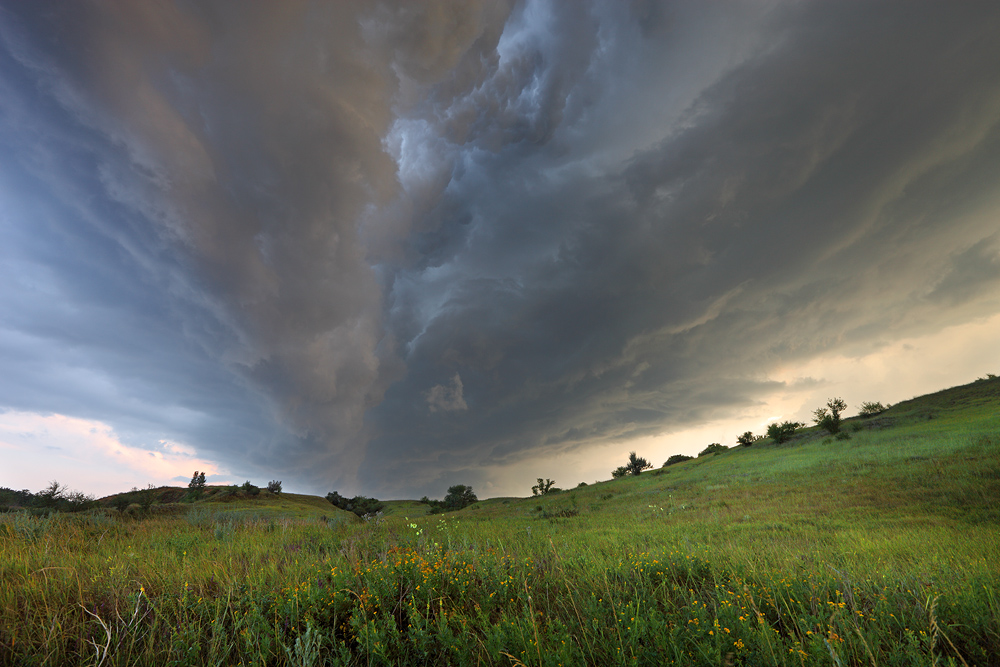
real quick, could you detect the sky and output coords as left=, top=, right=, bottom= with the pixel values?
left=1, top=1, right=999, bottom=500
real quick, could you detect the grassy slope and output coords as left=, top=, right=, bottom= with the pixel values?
left=2, top=377, right=998, bottom=666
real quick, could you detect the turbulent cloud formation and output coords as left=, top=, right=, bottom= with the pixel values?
left=426, top=374, right=468, bottom=413
left=2, top=1, right=999, bottom=497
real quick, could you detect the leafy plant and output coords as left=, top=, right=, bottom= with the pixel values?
left=531, top=478, right=557, bottom=496
left=766, top=421, right=803, bottom=444
left=663, top=454, right=693, bottom=467
left=698, top=443, right=729, bottom=457
left=187, top=471, right=207, bottom=501
left=267, top=480, right=282, bottom=494
left=326, top=491, right=384, bottom=517
left=736, top=431, right=758, bottom=447
left=424, top=485, right=479, bottom=513
left=813, top=397, right=847, bottom=434
left=858, top=401, right=889, bottom=417
left=626, top=451, right=653, bottom=476
left=611, top=466, right=629, bottom=479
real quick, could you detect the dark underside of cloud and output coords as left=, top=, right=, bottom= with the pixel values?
left=2, top=1, right=1000, bottom=497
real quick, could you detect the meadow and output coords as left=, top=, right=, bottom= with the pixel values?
left=2, top=378, right=999, bottom=666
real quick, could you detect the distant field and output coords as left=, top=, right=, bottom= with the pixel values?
left=2, top=378, right=999, bottom=665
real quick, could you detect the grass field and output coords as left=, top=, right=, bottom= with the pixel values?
left=2, top=378, right=999, bottom=665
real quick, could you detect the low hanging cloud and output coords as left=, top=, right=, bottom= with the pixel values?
left=2, top=1, right=1000, bottom=498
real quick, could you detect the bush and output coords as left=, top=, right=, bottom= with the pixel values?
left=663, top=454, right=693, bottom=467
left=611, top=451, right=652, bottom=480
left=766, top=421, right=803, bottom=444
left=858, top=401, right=889, bottom=417
left=736, top=431, right=760, bottom=447
left=531, top=478, right=557, bottom=496
left=813, top=397, right=847, bottom=434
left=241, top=481, right=260, bottom=496
left=267, top=480, right=282, bottom=494
left=698, top=443, right=729, bottom=457
left=326, top=491, right=384, bottom=517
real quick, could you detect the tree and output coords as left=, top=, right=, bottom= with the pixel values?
left=611, top=466, right=629, bottom=479
left=625, top=451, right=653, bottom=476
left=532, top=478, right=557, bottom=496
left=187, top=471, right=207, bottom=501
left=766, top=421, right=803, bottom=444
left=423, top=485, right=479, bottom=513
left=36, top=481, right=67, bottom=508
left=443, top=484, right=477, bottom=510
left=813, top=397, right=847, bottom=434
left=267, top=480, right=282, bottom=494
left=737, top=431, right=756, bottom=447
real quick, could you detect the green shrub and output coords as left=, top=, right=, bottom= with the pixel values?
left=266, top=480, right=282, bottom=494
left=612, top=452, right=652, bottom=479
left=698, top=443, right=729, bottom=457
left=663, top=454, right=693, bottom=467
left=531, top=478, right=557, bottom=496
left=325, top=491, right=383, bottom=517
left=766, top=421, right=803, bottom=444
left=813, top=397, right=847, bottom=434
left=858, top=401, right=889, bottom=417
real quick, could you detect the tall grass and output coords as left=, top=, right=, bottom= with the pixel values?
left=2, top=383, right=999, bottom=665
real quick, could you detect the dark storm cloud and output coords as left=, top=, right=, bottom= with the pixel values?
left=363, top=0, right=1000, bottom=497
left=2, top=1, right=1000, bottom=498
left=0, top=1, right=513, bottom=488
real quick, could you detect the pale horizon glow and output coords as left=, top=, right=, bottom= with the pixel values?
left=0, top=412, right=228, bottom=498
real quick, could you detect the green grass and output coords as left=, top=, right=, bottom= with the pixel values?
left=2, top=378, right=999, bottom=665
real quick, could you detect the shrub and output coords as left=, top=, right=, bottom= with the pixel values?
left=626, top=451, right=653, bottom=476
left=241, top=481, right=260, bottom=496
left=611, top=466, right=629, bottom=479
left=813, top=397, right=847, bottom=434
left=766, top=421, right=803, bottom=444
left=266, top=480, right=282, bottom=494
left=113, top=494, right=131, bottom=513
left=326, top=491, right=383, bottom=517
left=531, top=478, right=557, bottom=496
left=576, top=481, right=588, bottom=488
left=663, top=454, right=693, bottom=467
left=858, top=401, right=889, bottom=417
left=698, top=443, right=729, bottom=457
left=736, top=431, right=758, bottom=447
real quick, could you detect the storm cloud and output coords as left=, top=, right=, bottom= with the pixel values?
left=2, top=1, right=999, bottom=497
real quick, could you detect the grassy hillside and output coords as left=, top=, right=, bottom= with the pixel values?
left=1, top=378, right=998, bottom=665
